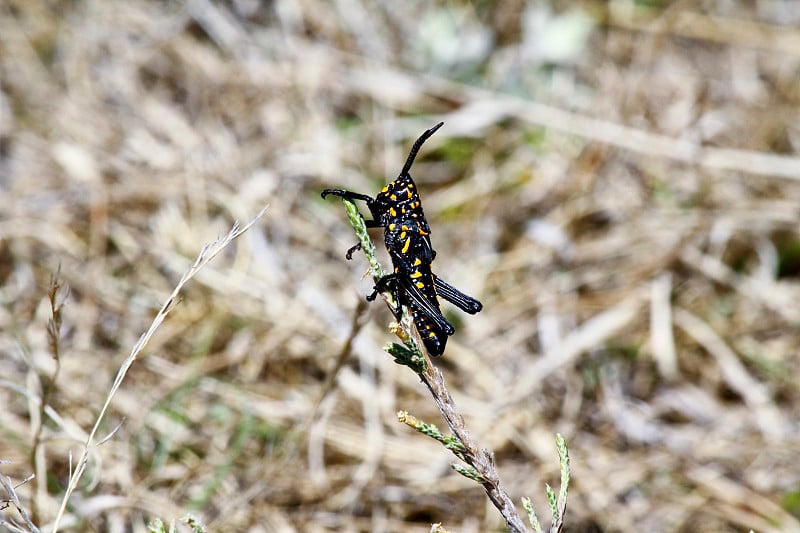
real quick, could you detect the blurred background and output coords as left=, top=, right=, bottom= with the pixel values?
left=2, top=1, right=800, bottom=531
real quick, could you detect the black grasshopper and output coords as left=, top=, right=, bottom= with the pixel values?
left=322, top=122, right=481, bottom=356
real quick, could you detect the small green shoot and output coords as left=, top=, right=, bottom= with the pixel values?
left=522, top=434, right=570, bottom=533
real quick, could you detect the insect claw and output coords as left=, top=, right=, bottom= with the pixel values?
left=345, top=242, right=362, bottom=260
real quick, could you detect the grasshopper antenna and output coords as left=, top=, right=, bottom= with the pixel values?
left=401, top=121, right=444, bottom=176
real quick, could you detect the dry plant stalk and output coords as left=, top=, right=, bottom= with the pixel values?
left=417, top=353, right=529, bottom=532
left=0, top=469, right=40, bottom=533
left=49, top=207, right=267, bottom=533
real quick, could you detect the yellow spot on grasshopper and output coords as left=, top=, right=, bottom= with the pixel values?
left=389, top=223, right=396, bottom=231
left=413, top=258, right=422, bottom=266
left=402, top=238, right=411, bottom=253
left=390, top=194, right=397, bottom=200
left=390, top=207, right=397, bottom=217
left=410, top=271, right=422, bottom=278
left=415, top=281, right=424, bottom=289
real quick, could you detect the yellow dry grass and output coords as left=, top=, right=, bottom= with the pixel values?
left=2, top=1, right=800, bottom=531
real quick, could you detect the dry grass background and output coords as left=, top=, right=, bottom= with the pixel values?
left=2, top=1, right=800, bottom=531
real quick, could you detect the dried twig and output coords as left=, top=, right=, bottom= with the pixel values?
left=28, top=267, right=69, bottom=524
left=0, top=470, right=40, bottom=533
left=417, top=354, right=529, bottom=532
